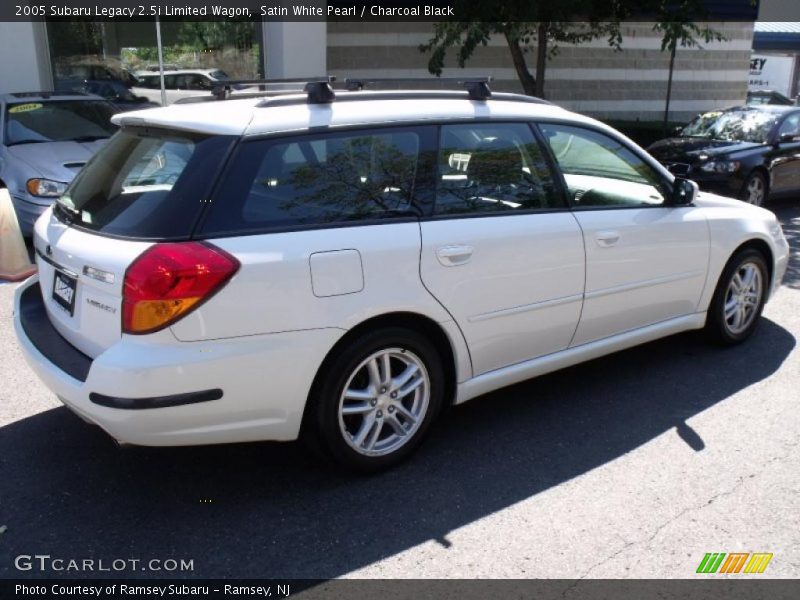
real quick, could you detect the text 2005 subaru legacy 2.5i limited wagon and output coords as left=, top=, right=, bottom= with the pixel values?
left=13, top=78, right=790, bottom=471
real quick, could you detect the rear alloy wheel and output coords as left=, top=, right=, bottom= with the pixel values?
left=305, top=327, right=444, bottom=472
left=706, top=249, right=768, bottom=344
left=741, top=171, right=767, bottom=206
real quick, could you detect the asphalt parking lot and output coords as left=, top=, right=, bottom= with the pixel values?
left=0, top=201, right=798, bottom=580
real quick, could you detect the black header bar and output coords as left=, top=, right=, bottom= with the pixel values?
left=3, top=0, right=785, bottom=23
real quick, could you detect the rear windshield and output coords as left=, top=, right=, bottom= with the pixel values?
left=55, top=128, right=235, bottom=239
left=4, top=100, right=118, bottom=145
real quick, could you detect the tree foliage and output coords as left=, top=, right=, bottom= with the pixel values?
left=419, top=0, right=729, bottom=99
left=651, top=1, right=728, bottom=130
left=420, top=1, right=631, bottom=97
left=421, top=20, right=624, bottom=97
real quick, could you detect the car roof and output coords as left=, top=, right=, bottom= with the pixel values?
left=0, top=91, right=101, bottom=103
left=112, top=91, right=607, bottom=138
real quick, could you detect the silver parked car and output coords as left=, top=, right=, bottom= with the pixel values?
left=0, top=91, right=117, bottom=235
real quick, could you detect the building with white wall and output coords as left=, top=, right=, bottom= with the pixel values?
left=0, top=18, right=759, bottom=122
left=327, top=21, right=756, bottom=122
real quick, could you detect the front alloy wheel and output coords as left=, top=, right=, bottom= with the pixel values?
left=706, top=248, right=768, bottom=344
left=722, top=262, right=763, bottom=335
left=742, top=172, right=767, bottom=206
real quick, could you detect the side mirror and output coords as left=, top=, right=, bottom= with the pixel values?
left=672, top=125, right=683, bottom=136
left=671, top=177, right=697, bottom=206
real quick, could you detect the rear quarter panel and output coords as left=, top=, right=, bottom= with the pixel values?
left=170, top=222, right=473, bottom=381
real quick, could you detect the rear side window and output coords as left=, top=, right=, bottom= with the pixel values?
left=778, top=112, right=800, bottom=138
left=435, top=122, right=562, bottom=215
left=201, top=127, right=429, bottom=236
left=56, top=128, right=235, bottom=239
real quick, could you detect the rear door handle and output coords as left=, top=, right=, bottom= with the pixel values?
left=436, top=245, right=473, bottom=266
left=595, top=231, right=620, bottom=247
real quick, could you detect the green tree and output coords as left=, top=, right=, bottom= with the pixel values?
left=419, top=0, right=732, bottom=105
left=651, top=1, right=727, bottom=133
left=176, top=22, right=256, bottom=53
left=419, top=2, right=630, bottom=98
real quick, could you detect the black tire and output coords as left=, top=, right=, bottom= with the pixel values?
left=705, top=248, right=769, bottom=345
left=303, top=327, right=445, bottom=473
left=739, top=171, right=768, bottom=206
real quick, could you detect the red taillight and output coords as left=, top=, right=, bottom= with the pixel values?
left=122, top=242, right=239, bottom=334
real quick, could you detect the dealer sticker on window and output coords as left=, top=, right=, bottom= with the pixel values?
left=8, top=103, right=43, bottom=113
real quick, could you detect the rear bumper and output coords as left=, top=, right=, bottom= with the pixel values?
left=13, top=276, right=343, bottom=446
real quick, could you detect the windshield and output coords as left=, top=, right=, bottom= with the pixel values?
left=209, top=70, right=229, bottom=80
left=4, top=100, right=118, bottom=145
left=681, top=109, right=779, bottom=143
left=55, top=128, right=235, bottom=239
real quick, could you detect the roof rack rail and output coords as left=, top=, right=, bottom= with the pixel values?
left=210, top=76, right=336, bottom=103
left=345, top=77, right=493, bottom=100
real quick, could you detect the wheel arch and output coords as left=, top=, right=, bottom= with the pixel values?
left=301, top=311, right=460, bottom=433
left=733, top=237, right=775, bottom=296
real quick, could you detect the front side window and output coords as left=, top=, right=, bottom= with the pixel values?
left=56, top=128, right=235, bottom=239
left=4, top=100, right=117, bottom=145
left=201, top=128, right=426, bottom=235
left=777, top=113, right=800, bottom=139
left=185, top=75, right=211, bottom=90
left=435, top=123, right=561, bottom=215
left=539, top=124, right=667, bottom=208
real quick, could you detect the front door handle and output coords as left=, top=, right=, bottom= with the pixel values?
left=595, top=231, right=620, bottom=247
left=437, top=245, right=473, bottom=266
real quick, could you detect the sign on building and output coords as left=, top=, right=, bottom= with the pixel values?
left=749, top=54, right=795, bottom=97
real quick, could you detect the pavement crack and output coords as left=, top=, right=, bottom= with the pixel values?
left=563, top=444, right=798, bottom=594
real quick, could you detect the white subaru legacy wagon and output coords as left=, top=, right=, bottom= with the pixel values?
left=13, top=78, right=790, bottom=471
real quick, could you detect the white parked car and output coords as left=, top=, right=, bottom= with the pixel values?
left=13, top=80, right=790, bottom=471
left=132, top=69, right=232, bottom=105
